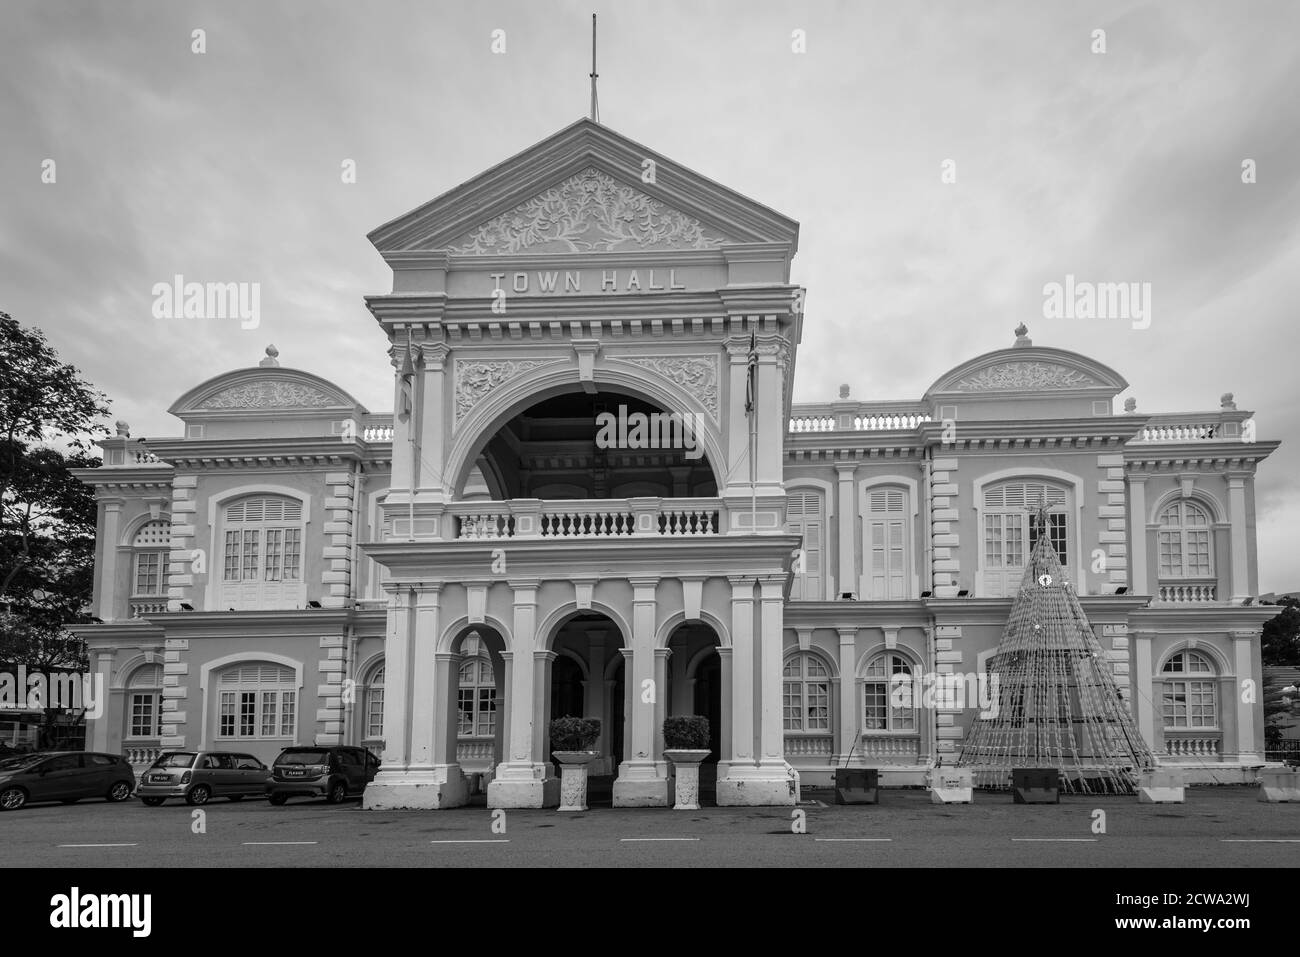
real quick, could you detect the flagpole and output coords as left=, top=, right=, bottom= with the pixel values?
left=406, top=329, right=416, bottom=542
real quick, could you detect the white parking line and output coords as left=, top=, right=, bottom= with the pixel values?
left=620, top=838, right=700, bottom=842
left=1011, top=838, right=1097, bottom=843
left=430, top=840, right=510, bottom=844
left=1220, top=839, right=1300, bottom=843
left=814, top=838, right=892, bottom=842
left=242, top=841, right=318, bottom=846
left=58, top=843, right=138, bottom=848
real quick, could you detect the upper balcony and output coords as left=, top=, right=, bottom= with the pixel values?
left=445, top=496, right=722, bottom=540
left=789, top=396, right=933, bottom=434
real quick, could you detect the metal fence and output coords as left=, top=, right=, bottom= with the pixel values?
left=1265, top=740, right=1300, bottom=764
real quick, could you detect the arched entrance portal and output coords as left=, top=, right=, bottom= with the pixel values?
left=459, top=388, right=718, bottom=501
left=446, top=625, right=507, bottom=802
left=548, top=612, right=627, bottom=807
left=667, top=622, right=723, bottom=806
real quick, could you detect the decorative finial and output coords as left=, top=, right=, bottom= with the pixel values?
left=1220, top=392, right=1236, bottom=410
left=1013, top=323, right=1031, bottom=347
left=1123, top=397, right=1137, bottom=413
left=839, top=384, right=850, bottom=399
left=114, top=420, right=130, bottom=437
left=260, top=344, right=280, bottom=368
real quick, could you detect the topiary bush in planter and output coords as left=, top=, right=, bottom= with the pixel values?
left=550, top=716, right=601, bottom=752
left=663, top=715, right=710, bottom=750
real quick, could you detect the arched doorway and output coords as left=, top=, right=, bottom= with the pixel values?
left=446, top=625, right=507, bottom=804
left=667, top=622, right=724, bottom=805
left=548, top=611, right=627, bottom=807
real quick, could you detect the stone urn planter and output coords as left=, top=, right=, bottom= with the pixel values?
left=663, top=715, right=712, bottom=810
left=550, top=716, right=601, bottom=812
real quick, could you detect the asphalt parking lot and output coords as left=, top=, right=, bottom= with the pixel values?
left=1, top=785, right=1297, bottom=867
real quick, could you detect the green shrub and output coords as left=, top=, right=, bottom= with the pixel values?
left=663, top=715, right=710, bottom=750
left=550, top=716, right=600, bottom=752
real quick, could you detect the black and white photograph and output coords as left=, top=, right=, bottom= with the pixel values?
left=1, top=0, right=1296, bottom=931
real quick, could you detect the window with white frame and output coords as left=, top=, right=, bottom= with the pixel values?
left=863, top=653, right=916, bottom=732
left=216, top=663, right=297, bottom=740
left=127, top=664, right=163, bottom=738
left=787, top=490, right=825, bottom=600
left=1158, top=501, right=1213, bottom=579
left=865, top=486, right=908, bottom=600
left=132, top=521, right=171, bottom=595
left=457, top=656, right=496, bottom=737
left=219, top=495, right=307, bottom=610
left=783, top=653, right=831, bottom=733
left=1161, top=651, right=1218, bottom=729
left=982, top=481, right=1069, bottom=597
left=364, top=663, right=384, bottom=741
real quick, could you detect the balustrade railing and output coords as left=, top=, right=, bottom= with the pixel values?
left=1156, top=581, right=1218, bottom=603
left=784, top=735, right=834, bottom=757
left=125, top=745, right=162, bottom=767
left=449, top=498, right=722, bottom=540
left=789, top=402, right=932, bottom=434
left=858, top=735, right=922, bottom=762
left=130, top=597, right=169, bottom=617
left=1163, top=733, right=1221, bottom=759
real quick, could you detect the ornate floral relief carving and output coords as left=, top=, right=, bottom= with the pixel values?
left=454, top=358, right=555, bottom=423
left=612, top=355, right=719, bottom=421
left=954, top=362, right=1097, bottom=392
left=198, top=381, right=337, bottom=409
left=447, top=167, right=727, bottom=254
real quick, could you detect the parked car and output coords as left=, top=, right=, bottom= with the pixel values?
left=136, top=751, right=271, bottom=806
left=267, top=746, right=379, bottom=805
left=0, top=752, right=136, bottom=811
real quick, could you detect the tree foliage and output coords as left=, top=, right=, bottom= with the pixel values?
left=0, top=312, right=110, bottom=676
left=1261, top=598, right=1300, bottom=667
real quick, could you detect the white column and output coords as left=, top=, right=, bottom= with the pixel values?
left=378, top=586, right=413, bottom=768
left=1127, top=474, right=1149, bottom=595
left=727, top=576, right=755, bottom=765
left=532, top=650, right=557, bottom=768
left=613, top=578, right=668, bottom=806
left=837, top=628, right=859, bottom=764
left=716, top=647, right=734, bottom=778
left=416, top=342, right=449, bottom=499
left=584, top=630, right=606, bottom=771
left=755, top=342, right=786, bottom=491
left=758, top=577, right=787, bottom=768
left=1132, top=630, right=1156, bottom=753
left=1227, top=474, right=1251, bottom=601
left=91, top=650, right=115, bottom=752
left=835, top=463, right=856, bottom=598
left=487, top=579, right=556, bottom=807
left=433, top=651, right=461, bottom=767
left=408, top=586, right=440, bottom=769
left=99, top=501, right=123, bottom=621
left=653, top=648, right=671, bottom=761
left=1232, top=630, right=1262, bottom=762
left=723, top=340, right=751, bottom=500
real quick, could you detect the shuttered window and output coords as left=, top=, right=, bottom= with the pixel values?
left=865, top=487, right=908, bottom=600
left=219, top=496, right=307, bottom=610
left=217, top=663, right=297, bottom=739
left=982, top=482, right=1070, bottom=597
left=787, top=491, right=825, bottom=601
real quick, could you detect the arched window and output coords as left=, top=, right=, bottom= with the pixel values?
left=364, top=663, right=384, bottom=742
left=127, top=664, right=163, bottom=738
left=787, top=490, right=825, bottom=601
left=865, top=486, right=908, bottom=600
left=458, top=655, right=497, bottom=738
left=1161, top=651, right=1218, bottom=729
left=219, top=495, right=306, bottom=610
left=783, top=653, right=831, bottom=732
left=216, top=663, right=297, bottom=740
left=863, top=653, right=916, bottom=732
left=132, top=520, right=171, bottom=601
left=1158, top=501, right=1213, bottom=579
left=983, top=481, right=1069, bottom=597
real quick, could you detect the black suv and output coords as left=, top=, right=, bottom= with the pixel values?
left=266, top=746, right=379, bottom=805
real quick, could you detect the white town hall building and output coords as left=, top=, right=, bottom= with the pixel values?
left=73, top=119, right=1280, bottom=807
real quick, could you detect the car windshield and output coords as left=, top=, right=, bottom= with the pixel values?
left=0, top=754, right=43, bottom=771
left=277, top=750, right=330, bottom=766
left=152, top=753, right=197, bottom=769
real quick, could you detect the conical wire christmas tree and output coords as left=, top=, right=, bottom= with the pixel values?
left=958, top=506, right=1155, bottom=793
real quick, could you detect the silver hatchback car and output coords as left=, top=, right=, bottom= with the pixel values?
left=136, top=750, right=271, bottom=806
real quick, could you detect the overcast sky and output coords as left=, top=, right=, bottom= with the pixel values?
left=2, top=0, right=1298, bottom=590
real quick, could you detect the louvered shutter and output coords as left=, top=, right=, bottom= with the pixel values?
left=787, top=492, right=824, bottom=600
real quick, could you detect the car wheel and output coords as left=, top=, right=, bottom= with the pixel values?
left=326, top=780, right=347, bottom=804
left=228, top=794, right=244, bottom=802
left=185, top=785, right=211, bottom=806
left=141, top=797, right=165, bottom=807
left=107, top=781, right=134, bottom=802
left=0, top=787, right=27, bottom=811
left=268, top=793, right=288, bottom=806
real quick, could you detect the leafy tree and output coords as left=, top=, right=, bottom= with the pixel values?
left=1262, top=671, right=1299, bottom=753
left=0, top=312, right=109, bottom=747
left=1261, top=598, right=1300, bottom=666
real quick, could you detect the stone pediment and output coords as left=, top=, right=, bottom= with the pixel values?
left=169, top=368, right=365, bottom=417
left=367, top=119, right=799, bottom=255
left=197, top=380, right=336, bottom=409
left=925, top=347, right=1127, bottom=398
left=446, top=167, right=728, bottom=255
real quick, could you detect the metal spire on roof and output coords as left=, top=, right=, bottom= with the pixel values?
left=589, top=14, right=600, bottom=123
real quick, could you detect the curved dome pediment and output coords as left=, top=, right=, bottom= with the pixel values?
left=169, top=367, right=367, bottom=419
left=924, top=346, right=1128, bottom=400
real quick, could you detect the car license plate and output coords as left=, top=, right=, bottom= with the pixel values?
left=149, top=774, right=169, bottom=782
left=284, top=769, right=304, bottom=777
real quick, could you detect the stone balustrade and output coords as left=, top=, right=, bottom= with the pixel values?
left=449, top=497, right=722, bottom=540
